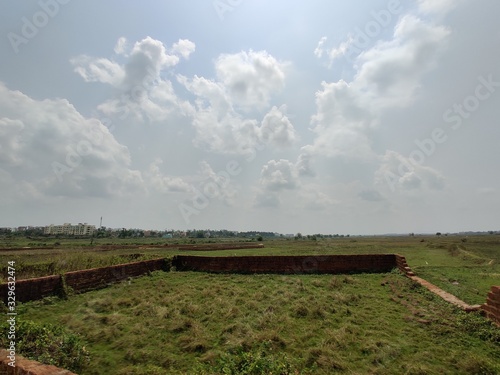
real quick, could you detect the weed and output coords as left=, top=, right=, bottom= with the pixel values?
left=0, top=320, right=90, bottom=372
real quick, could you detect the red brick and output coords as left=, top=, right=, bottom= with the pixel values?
left=490, top=285, right=500, bottom=294
left=0, top=349, right=76, bottom=375
left=172, top=254, right=398, bottom=274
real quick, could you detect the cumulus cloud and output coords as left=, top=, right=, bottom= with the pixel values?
left=296, top=150, right=315, bottom=177
left=307, top=15, right=450, bottom=163
left=356, top=15, right=450, bottom=107
left=146, top=158, right=191, bottom=193
left=314, top=35, right=354, bottom=66
left=259, top=105, right=297, bottom=148
left=72, top=36, right=196, bottom=122
left=179, top=72, right=296, bottom=155
left=375, top=150, right=445, bottom=192
left=114, top=37, right=128, bottom=55
left=171, top=39, right=196, bottom=59
left=258, top=151, right=317, bottom=193
left=178, top=74, right=260, bottom=154
left=215, top=50, right=286, bottom=111
left=70, top=55, right=125, bottom=87
left=197, top=161, right=238, bottom=206
left=0, top=82, right=144, bottom=199
left=417, top=0, right=463, bottom=15
left=314, top=36, right=328, bottom=59
left=260, top=159, right=298, bottom=191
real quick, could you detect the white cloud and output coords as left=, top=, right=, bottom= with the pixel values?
left=0, top=82, right=145, bottom=199
left=114, top=37, right=128, bottom=55
left=179, top=72, right=296, bottom=155
left=259, top=105, right=297, bottom=148
left=171, top=39, right=196, bottom=59
left=260, top=159, right=298, bottom=191
left=215, top=50, right=286, bottom=111
left=314, top=36, right=328, bottom=58
left=356, top=15, right=450, bottom=107
left=197, top=161, right=237, bottom=206
left=146, top=158, right=191, bottom=193
left=375, top=150, right=445, bottom=192
left=0, top=118, right=24, bottom=166
left=296, top=150, right=315, bottom=177
left=307, top=15, right=450, bottom=163
left=72, top=36, right=196, bottom=123
left=417, top=0, right=463, bottom=15
left=70, top=55, right=125, bottom=87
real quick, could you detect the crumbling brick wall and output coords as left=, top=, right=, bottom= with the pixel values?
left=395, top=254, right=415, bottom=276
left=0, top=275, right=63, bottom=303
left=64, top=258, right=168, bottom=293
left=0, top=349, right=76, bottom=375
left=0, top=258, right=168, bottom=303
left=482, top=286, right=500, bottom=326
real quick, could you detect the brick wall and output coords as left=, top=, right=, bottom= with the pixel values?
left=0, top=258, right=168, bottom=304
left=0, top=349, right=76, bottom=375
left=482, top=286, right=500, bottom=326
left=176, top=243, right=264, bottom=251
left=65, top=258, right=168, bottom=293
left=0, top=275, right=63, bottom=303
left=172, top=254, right=397, bottom=274
left=395, top=254, right=415, bottom=276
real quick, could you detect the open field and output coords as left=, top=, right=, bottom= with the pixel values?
left=1, top=235, right=499, bottom=373
left=1, top=235, right=499, bottom=304
left=4, top=270, right=499, bottom=374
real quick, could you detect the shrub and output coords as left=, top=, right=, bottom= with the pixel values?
left=196, top=341, right=298, bottom=375
left=0, top=320, right=90, bottom=372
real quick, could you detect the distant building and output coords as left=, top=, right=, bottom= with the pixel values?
left=44, top=223, right=96, bottom=236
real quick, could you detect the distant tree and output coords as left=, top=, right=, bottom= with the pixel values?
left=436, top=232, right=442, bottom=236
left=257, top=235, right=263, bottom=242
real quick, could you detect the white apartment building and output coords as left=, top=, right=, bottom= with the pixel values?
left=44, top=223, right=96, bottom=236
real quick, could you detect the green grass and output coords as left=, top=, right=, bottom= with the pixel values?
left=1, top=235, right=499, bottom=304
left=1, top=235, right=499, bottom=373
left=12, top=270, right=500, bottom=374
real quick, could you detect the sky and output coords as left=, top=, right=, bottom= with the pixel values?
left=0, top=0, right=499, bottom=235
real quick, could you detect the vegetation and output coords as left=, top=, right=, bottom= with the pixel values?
left=11, top=269, right=500, bottom=374
left=1, top=234, right=498, bottom=304
left=1, top=234, right=499, bottom=373
left=0, top=320, right=90, bottom=372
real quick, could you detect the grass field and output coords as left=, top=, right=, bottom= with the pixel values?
left=1, top=235, right=499, bottom=304
left=1, top=235, right=499, bottom=374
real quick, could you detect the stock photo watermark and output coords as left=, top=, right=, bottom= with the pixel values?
left=111, top=66, right=161, bottom=121
left=51, top=66, right=159, bottom=181
left=316, top=0, right=402, bottom=64
left=7, top=0, right=71, bottom=54
left=178, top=143, right=265, bottom=224
left=344, top=0, right=402, bottom=63
left=51, top=117, right=115, bottom=182
left=385, top=74, right=500, bottom=191
left=213, top=0, right=243, bottom=21
left=6, top=261, right=17, bottom=368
